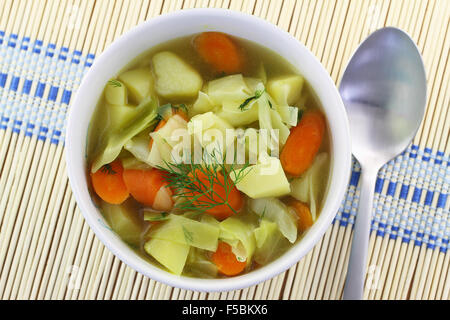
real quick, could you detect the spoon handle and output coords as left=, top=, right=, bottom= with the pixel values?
left=343, top=167, right=378, bottom=300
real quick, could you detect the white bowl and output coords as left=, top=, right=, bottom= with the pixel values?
left=66, top=8, right=351, bottom=292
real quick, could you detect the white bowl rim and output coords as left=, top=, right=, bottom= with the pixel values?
left=66, top=8, right=352, bottom=292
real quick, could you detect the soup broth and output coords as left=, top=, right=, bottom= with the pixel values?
left=88, top=33, right=330, bottom=278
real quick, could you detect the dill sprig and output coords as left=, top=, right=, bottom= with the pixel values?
left=239, top=89, right=266, bottom=111
left=157, top=151, right=252, bottom=215
left=107, top=79, right=122, bottom=87
left=100, top=163, right=116, bottom=175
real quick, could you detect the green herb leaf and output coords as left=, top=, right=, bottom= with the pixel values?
left=156, top=150, right=252, bottom=215
left=100, top=163, right=116, bottom=175
left=144, top=211, right=168, bottom=221
left=259, top=206, right=267, bottom=222
left=108, top=79, right=122, bottom=87
left=239, top=89, right=266, bottom=111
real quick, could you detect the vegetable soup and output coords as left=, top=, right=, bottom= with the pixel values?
left=88, top=32, right=330, bottom=278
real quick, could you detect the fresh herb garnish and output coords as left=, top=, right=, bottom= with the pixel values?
left=239, top=89, right=266, bottom=111
left=182, top=225, right=194, bottom=243
left=144, top=211, right=168, bottom=221
left=259, top=206, right=267, bottom=222
left=176, top=103, right=188, bottom=113
left=108, top=79, right=122, bottom=87
left=100, top=164, right=116, bottom=175
left=157, top=150, right=252, bottom=215
left=268, top=100, right=273, bottom=109
left=156, top=103, right=188, bottom=121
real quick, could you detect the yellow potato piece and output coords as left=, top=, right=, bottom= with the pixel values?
left=152, top=51, right=203, bottom=100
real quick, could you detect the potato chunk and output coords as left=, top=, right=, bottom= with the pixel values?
left=152, top=51, right=203, bottom=100
left=266, top=75, right=304, bottom=106
left=118, top=68, right=153, bottom=104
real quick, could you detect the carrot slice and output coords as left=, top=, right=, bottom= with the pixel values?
left=91, top=160, right=129, bottom=204
left=186, top=169, right=243, bottom=220
left=194, top=32, right=244, bottom=74
left=173, top=108, right=188, bottom=121
left=122, top=168, right=173, bottom=210
left=212, top=241, right=246, bottom=276
left=287, top=198, right=314, bottom=232
left=280, top=111, right=326, bottom=176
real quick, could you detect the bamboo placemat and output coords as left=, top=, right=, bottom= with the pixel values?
left=0, top=0, right=448, bottom=300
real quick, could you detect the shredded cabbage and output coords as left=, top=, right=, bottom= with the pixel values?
left=249, top=198, right=298, bottom=243
left=290, top=153, right=329, bottom=220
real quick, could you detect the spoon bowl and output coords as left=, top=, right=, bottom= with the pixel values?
left=340, top=27, right=426, bottom=167
left=340, top=27, right=426, bottom=299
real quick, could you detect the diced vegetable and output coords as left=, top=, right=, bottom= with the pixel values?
left=188, top=111, right=234, bottom=153
left=212, top=241, right=246, bottom=276
left=277, top=105, right=299, bottom=127
left=185, top=247, right=218, bottom=278
left=217, top=100, right=259, bottom=127
left=148, top=133, right=173, bottom=167
left=249, top=198, right=298, bottom=243
left=290, top=152, right=329, bottom=220
left=148, top=214, right=220, bottom=251
left=201, top=214, right=220, bottom=227
left=254, top=220, right=278, bottom=248
left=269, top=107, right=291, bottom=145
left=91, top=160, right=129, bottom=204
left=190, top=91, right=217, bottom=116
left=122, top=168, right=173, bottom=211
left=91, top=97, right=158, bottom=173
left=153, top=114, right=188, bottom=148
left=102, top=200, right=144, bottom=246
left=266, top=75, right=304, bottom=106
left=124, top=133, right=153, bottom=165
left=194, top=32, right=245, bottom=74
left=118, top=68, right=153, bottom=104
left=207, top=74, right=251, bottom=104
left=287, top=198, right=314, bottom=232
left=254, top=219, right=288, bottom=265
left=105, top=80, right=127, bottom=105
left=143, top=210, right=169, bottom=222
left=188, top=111, right=234, bottom=135
left=257, top=97, right=290, bottom=146
left=121, top=157, right=152, bottom=170
left=280, top=111, right=326, bottom=176
left=219, top=216, right=256, bottom=264
left=230, top=156, right=290, bottom=199
left=107, top=104, right=140, bottom=132
left=144, top=238, right=190, bottom=275
left=152, top=51, right=203, bottom=100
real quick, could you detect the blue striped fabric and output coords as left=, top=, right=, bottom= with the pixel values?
left=0, top=30, right=448, bottom=254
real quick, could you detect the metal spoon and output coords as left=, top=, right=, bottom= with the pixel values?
left=340, top=27, right=426, bottom=300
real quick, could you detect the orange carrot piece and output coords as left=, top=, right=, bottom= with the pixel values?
left=194, top=32, right=245, bottom=74
left=91, top=160, right=129, bottom=204
left=173, top=108, right=188, bottom=121
left=280, top=111, right=325, bottom=176
left=187, top=169, right=243, bottom=220
left=122, top=168, right=173, bottom=210
left=287, top=198, right=314, bottom=232
left=212, top=241, right=246, bottom=276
